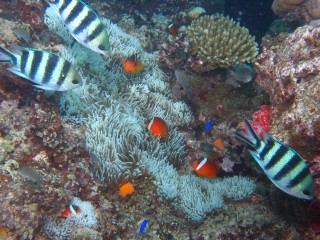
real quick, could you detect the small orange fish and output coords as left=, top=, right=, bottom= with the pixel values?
left=122, top=55, right=144, bottom=74
left=193, top=157, right=220, bottom=178
left=213, top=138, right=224, bottom=151
left=60, top=204, right=81, bottom=217
left=168, top=23, right=177, bottom=36
left=146, top=117, right=169, bottom=139
left=119, top=182, right=135, bottom=197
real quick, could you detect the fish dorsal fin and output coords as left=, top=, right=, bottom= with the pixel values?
left=10, top=44, right=24, bottom=55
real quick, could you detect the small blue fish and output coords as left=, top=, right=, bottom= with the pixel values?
left=139, top=219, right=148, bottom=235
left=204, top=120, right=213, bottom=131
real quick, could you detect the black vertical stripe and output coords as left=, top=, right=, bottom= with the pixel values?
left=43, top=54, right=59, bottom=84
left=273, top=155, right=302, bottom=181
left=288, top=168, right=311, bottom=188
left=57, top=61, right=71, bottom=86
left=73, top=11, right=96, bottom=35
left=264, top=145, right=288, bottom=170
left=29, top=51, right=43, bottom=80
left=21, top=51, right=29, bottom=74
left=85, top=23, right=104, bottom=42
left=65, top=2, right=84, bottom=24
left=259, top=140, right=275, bottom=160
left=59, top=0, right=72, bottom=13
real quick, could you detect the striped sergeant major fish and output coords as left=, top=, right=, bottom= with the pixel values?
left=50, top=0, right=110, bottom=55
left=235, top=119, right=314, bottom=200
left=0, top=45, right=82, bottom=95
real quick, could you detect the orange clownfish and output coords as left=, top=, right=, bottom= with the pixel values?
left=146, top=117, right=169, bottom=139
left=167, top=23, right=177, bottom=36
left=122, top=55, right=144, bottom=74
left=193, top=157, right=220, bottom=178
left=60, top=204, right=81, bottom=217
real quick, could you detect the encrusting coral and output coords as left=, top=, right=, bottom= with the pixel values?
left=185, top=14, right=258, bottom=71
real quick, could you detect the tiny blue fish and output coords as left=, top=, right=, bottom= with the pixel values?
left=139, top=219, right=148, bottom=235
left=204, top=120, right=213, bottom=131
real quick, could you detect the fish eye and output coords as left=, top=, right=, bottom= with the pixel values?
left=98, top=44, right=106, bottom=50
left=303, top=190, right=311, bottom=196
left=72, top=79, right=79, bottom=84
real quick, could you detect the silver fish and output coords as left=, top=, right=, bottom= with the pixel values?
left=50, top=0, right=110, bottom=55
left=235, top=119, right=314, bottom=200
left=0, top=45, right=82, bottom=94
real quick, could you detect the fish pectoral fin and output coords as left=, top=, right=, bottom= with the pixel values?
left=33, top=84, right=57, bottom=97
left=7, top=67, right=33, bottom=81
left=44, top=90, right=56, bottom=97
left=34, top=83, right=59, bottom=91
left=248, top=149, right=262, bottom=162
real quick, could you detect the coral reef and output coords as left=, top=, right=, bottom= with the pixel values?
left=272, top=0, right=305, bottom=16
left=272, top=0, right=320, bottom=21
left=255, top=25, right=320, bottom=148
left=0, top=0, right=319, bottom=238
left=185, top=14, right=258, bottom=71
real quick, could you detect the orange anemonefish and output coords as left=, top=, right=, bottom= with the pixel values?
left=60, top=204, right=81, bottom=217
left=167, top=23, right=177, bottom=36
left=193, top=157, right=220, bottom=178
left=122, top=55, right=144, bottom=74
left=146, top=117, right=169, bottom=139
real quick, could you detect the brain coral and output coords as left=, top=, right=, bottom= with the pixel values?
left=185, top=14, right=258, bottom=71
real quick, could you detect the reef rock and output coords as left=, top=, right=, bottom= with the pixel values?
left=272, top=0, right=320, bottom=20
left=255, top=25, right=320, bottom=153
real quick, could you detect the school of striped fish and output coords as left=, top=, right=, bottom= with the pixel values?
left=0, top=0, right=110, bottom=96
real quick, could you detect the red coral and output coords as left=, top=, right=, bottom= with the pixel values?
left=251, top=105, right=271, bottom=138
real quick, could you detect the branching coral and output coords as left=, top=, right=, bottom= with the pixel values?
left=185, top=14, right=258, bottom=71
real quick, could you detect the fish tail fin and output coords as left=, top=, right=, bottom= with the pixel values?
left=235, top=118, right=261, bottom=149
left=0, top=45, right=17, bottom=64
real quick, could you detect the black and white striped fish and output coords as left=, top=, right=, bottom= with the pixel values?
left=50, top=0, right=110, bottom=55
left=0, top=45, right=82, bottom=94
left=235, top=119, right=314, bottom=200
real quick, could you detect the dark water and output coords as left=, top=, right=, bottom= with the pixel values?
left=225, top=0, right=276, bottom=43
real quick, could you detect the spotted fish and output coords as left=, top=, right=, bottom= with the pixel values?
left=50, top=0, right=110, bottom=54
left=0, top=45, right=82, bottom=94
left=235, top=119, right=314, bottom=200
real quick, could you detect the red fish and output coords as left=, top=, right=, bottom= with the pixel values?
left=146, top=117, right=169, bottom=139
left=168, top=23, right=177, bottom=36
left=122, top=55, right=144, bottom=74
left=60, top=204, right=81, bottom=217
left=193, top=157, right=220, bottom=178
